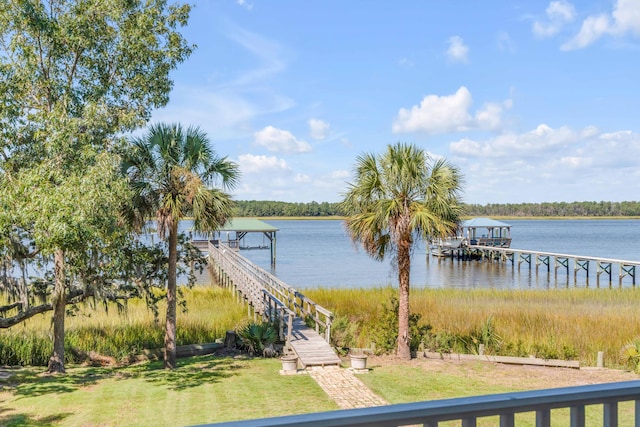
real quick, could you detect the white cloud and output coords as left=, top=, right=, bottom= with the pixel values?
left=254, top=126, right=312, bottom=153
left=561, top=14, right=611, bottom=50
left=308, top=118, right=330, bottom=140
left=497, top=31, right=516, bottom=53
left=392, top=87, right=511, bottom=134
left=450, top=124, right=640, bottom=203
left=446, top=36, right=469, bottom=63
left=294, top=173, right=310, bottom=183
left=533, top=1, right=576, bottom=38
left=236, top=0, right=253, bottom=11
left=237, top=153, right=289, bottom=173
left=450, top=124, right=580, bottom=158
left=561, top=0, right=640, bottom=50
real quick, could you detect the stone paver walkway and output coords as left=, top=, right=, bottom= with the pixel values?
left=307, top=366, right=388, bottom=409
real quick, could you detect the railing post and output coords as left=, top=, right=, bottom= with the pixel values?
left=570, top=405, right=585, bottom=427
left=536, top=408, right=550, bottom=427
left=603, top=401, right=618, bottom=427
left=461, top=417, right=477, bottom=427
left=500, top=413, right=514, bottom=427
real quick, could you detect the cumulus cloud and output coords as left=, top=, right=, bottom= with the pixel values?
left=237, top=153, right=289, bottom=173
left=561, top=15, right=611, bottom=50
left=533, top=1, right=576, bottom=38
left=308, top=118, right=330, bottom=140
left=254, top=126, right=312, bottom=153
left=450, top=124, right=640, bottom=203
left=392, top=87, right=511, bottom=134
left=562, top=0, right=640, bottom=50
left=446, top=36, right=469, bottom=63
left=450, top=124, right=580, bottom=157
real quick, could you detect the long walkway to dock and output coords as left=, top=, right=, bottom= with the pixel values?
left=462, top=245, right=640, bottom=286
left=205, top=241, right=340, bottom=368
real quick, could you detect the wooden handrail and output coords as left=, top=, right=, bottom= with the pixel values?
left=208, top=241, right=333, bottom=344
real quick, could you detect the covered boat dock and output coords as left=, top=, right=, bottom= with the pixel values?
left=190, top=218, right=279, bottom=265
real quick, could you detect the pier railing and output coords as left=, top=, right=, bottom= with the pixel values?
left=207, top=241, right=333, bottom=342
left=197, top=380, right=640, bottom=426
left=468, top=245, right=640, bottom=285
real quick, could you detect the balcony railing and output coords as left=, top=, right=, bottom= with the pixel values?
left=196, top=380, right=640, bottom=427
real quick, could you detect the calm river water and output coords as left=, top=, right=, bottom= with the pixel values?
left=188, top=219, right=640, bottom=290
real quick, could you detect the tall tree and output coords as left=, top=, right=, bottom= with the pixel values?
left=0, top=0, right=193, bottom=373
left=123, top=123, right=239, bottom=369
left=340, top=143, right=464, bottom=359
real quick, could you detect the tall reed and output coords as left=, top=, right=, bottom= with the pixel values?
left=0, top=286, right=246, bottom=366
left=306, top=287, right=640, bottom=368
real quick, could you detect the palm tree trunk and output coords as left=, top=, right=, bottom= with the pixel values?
left=397, top=237, right=412, bottom=360
left=164, top=220, right=178, bottom=369
left=48, top=248, right=66, bottom=373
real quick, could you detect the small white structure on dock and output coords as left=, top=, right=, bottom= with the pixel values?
left=463, top=217, right=512, bottom=248
left=430, top=217, right=512, bottom=256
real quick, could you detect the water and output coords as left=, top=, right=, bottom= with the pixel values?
left=185, top=219, right=640, bottom=289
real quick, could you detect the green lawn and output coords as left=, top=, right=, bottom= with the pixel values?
left=0, top=356, right=337, bottom=427
left=2, top=356, right=638, bottom=427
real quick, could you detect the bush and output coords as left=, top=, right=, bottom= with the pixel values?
left=236, top=322, right=279, bottom=357
left=369, top=297, right=432, bottom=355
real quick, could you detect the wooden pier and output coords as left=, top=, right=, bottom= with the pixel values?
left=458, top=245, right=640, bottom=286
left=206, top=241, right=340, bottom=368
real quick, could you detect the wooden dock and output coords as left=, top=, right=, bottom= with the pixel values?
left=462, top=245, right=640, bottom=285
left=288, top=319, right=340, bottom=367
left=206, top=241, right=340, bottom=368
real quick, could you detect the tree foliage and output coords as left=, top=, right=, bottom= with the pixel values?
left=122, top=122, right=239, bottom=369
left=0, top=0, right=193, bottom=373
left=340, top=143, right=464, bottom=359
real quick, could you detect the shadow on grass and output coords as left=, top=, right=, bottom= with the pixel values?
left=8, top=366, right=112, bottom=399
left=6, top=355, right=247, bottom=399
left=133, top=355, right=246, bottom=391
left=0, top=408, right=71, bottom=427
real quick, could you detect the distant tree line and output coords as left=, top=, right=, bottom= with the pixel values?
left=235, top=200, right=342, bottom=217
left=234, top=200, right=640, bottom=217
left=465, top=201, right=640, bottom=217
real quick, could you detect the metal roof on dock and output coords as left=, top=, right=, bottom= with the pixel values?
left=218, top=218, right=278, bottom=232
left=462, top=217, right=511, bottom=228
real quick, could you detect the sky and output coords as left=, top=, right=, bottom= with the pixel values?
left=150, top=0, right=640, bottom=205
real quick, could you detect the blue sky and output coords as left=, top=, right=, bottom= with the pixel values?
left=151, top=0, right=640, bottom=204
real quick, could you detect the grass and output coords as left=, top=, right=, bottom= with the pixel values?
left=305, top=287, right=640, bottom=368
left=359, top=361, right=636, bottom=427
left=2, top=355, right=637, bottom=426
left=0, top=356, right=338, bottom=426
left=0, top=286, right=247, bottom=366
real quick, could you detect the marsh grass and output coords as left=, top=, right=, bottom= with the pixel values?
left=306, top=287, right=640, bottom=368
left=0, top=286, right=246, bottom=366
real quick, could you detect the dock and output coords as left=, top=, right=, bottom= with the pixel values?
left=453, top=245, right=640, bottom=286
left=206, top=241, right=340, bottom=368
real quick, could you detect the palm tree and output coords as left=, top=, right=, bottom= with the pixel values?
left=123, top=123, right=239, bottom=369
left=340, top=142, right=464, bottom=360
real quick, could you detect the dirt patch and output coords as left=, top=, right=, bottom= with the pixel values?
left=364, top=354, right=639, bottom=389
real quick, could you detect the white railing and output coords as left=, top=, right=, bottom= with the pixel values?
left=194, top=380, right=640, bottom=426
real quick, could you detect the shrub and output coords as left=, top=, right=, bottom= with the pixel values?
left=236, top=322, right=279, bottom=357
left=330, top=315, right=358, bottom=354
left=620, top=338, right=640, bottom=372
left=369, top=297, right=432, bottom=355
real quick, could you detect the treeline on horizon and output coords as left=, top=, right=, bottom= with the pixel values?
left=234, top=200, right=640, bottom=218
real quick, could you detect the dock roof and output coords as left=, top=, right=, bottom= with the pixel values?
left=218, top=218, right=279, bottom=232
left=461, top=217, right=511, bottom=228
